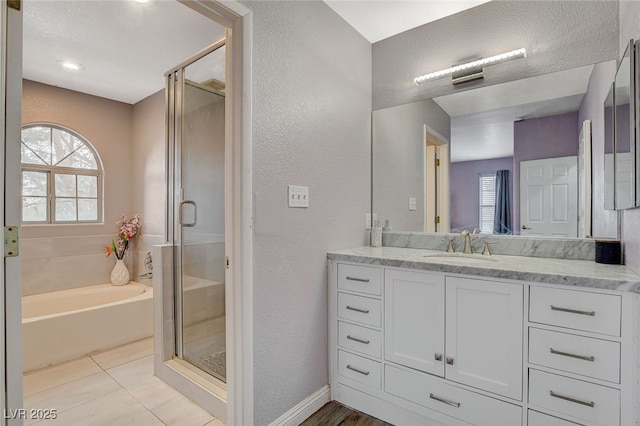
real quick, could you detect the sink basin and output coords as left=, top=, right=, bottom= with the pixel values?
left=423, top=252, right=500, bottom=263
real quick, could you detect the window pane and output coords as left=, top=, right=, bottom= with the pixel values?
left=77, top=175, right=97, bottom=197
left=21, top=127, right=51, bottom=165
left=57, top=146, right=97, bottom=170
left=55, top=198, right=77, bottom=221
left=55, top=174, right=76, bottom=197
left=21, top=143, right=47, bottom=165
left=78, top=199, right=98, bottom=221
left=22, top=197, right=47, bottom=222
left=22, top=171, right=47, bottom=196
left=52, top=128, right=83, bottom=165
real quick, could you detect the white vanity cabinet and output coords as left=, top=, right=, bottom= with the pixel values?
left=328, top=257, right=639, bottom=426
left=384, top=271, right=523, bottom=399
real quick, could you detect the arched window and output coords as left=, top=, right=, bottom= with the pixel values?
left=21, top=124, right=103, bottom=223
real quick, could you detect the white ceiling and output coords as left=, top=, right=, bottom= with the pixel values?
left=23, top=0, right=225, bottom=105
left=324, top=0, right=491, bottom=43
left=23, top=1, right=489, bottom=104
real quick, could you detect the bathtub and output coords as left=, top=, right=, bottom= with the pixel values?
left=22, top=282, right=153, bottom=372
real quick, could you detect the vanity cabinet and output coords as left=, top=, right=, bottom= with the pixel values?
left=329, top=258, right=638, bottom=426
left=384, top=270, right=523, bottom=399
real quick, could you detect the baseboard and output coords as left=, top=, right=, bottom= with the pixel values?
left=269, top=385, right=331, bottom=426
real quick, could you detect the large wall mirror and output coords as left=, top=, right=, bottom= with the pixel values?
left=373, top=61, right=617, bottom=238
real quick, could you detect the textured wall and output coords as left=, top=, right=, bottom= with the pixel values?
left=619, top=0, right=640, bottom=273
left=242, top=1, right=371, bottom=424
left=450, top=157, right=513, bottom=231
left=372, top=1, right=619, bottom=110
left=372, top=99, right=450, bottom=232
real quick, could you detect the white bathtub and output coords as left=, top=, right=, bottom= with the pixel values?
left=22, top=282, right=153, bottom=372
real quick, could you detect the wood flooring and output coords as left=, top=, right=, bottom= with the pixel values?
left=301, top=401, right=393, bottom=426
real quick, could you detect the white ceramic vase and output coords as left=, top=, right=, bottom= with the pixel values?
left=111, top=259, right=130, bottom=286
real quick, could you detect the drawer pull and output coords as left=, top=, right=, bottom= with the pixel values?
left=550, top=347, right=595, bottom=362
left=429, top=393, right=461, bottom=408
left=346, top=364, right=370, bottom=376
left=434, top=353, right=443, bottom=361
left=445, top=357, right=454, bottom=365
left=549, top=390, right=595, bottom=408
left=346, top=276, right=370, bottom=283
left=550, top=305, right=595, bottom=316
left=346, top=335, right=370, bottom=345
left=346, top=305, right=370, bottom=314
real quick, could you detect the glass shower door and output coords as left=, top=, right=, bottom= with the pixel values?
left=174, top=43, right=227, bottom=382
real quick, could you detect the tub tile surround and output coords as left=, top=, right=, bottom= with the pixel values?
left=328, top=245, right=640, bottom=292
left=23, top=337, right=222, bottom=426
left=383, top=231, right=596, bottom=261
left=21, top=233, right=164, bottom=296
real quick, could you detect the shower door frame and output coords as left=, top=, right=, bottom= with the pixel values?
left=156, top=1, right=253, bottom=425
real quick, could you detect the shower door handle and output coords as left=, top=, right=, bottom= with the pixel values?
left=179, top=200, right=197, bottom=227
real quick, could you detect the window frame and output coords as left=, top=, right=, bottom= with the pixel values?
left=20, top=123, right=104, bottom=224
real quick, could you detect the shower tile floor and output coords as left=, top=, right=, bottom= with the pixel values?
left=23, top=337, right=225, bottom=426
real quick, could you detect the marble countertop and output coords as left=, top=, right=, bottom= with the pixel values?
left=328, top=246, right=640, bottom=293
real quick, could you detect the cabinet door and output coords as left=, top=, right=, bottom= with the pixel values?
left=445, top=276, right=523, bottom=400
left=384, top=269, right=445, bottom=376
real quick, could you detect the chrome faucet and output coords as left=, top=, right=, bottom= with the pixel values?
left=460, top=230, right=473, bottom=254
left=138, top=272, right=153, bottom=280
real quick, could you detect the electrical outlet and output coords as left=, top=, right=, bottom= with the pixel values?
left=288, top=185, right=309, bottom=208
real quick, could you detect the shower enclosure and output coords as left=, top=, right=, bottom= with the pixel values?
left=166, top=40, right=227, bottom=383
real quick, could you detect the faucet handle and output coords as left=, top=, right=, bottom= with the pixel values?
left=441, top=238, right=455, bottom=253
left=482, top=240, right=498, bottom=256
left=460, top=229, right=470, bottom=237
left=472, top=228, right=481, bottom=235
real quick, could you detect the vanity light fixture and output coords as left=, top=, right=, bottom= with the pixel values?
left=414, top=48, right=527, bottom=86
left=57, top=60, right=85, bottom=71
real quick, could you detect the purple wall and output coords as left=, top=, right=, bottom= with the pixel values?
left=513, top=111, right=580, bottom=231
left=450, top=157, right=514, bottom=232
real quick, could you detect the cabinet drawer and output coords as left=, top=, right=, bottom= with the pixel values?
left=385, top=365, right=522, bottom=426
left=529, top=328, right=620, bottom=383
left=338, top=264, right=382, bottom=295
left=528, top=410, right=584, bottom=426
left=337, top=292, right=381, bottom=327
left=338, top=321, right=381, bottom=359
left=337, top=350, right=381, bottom=390
left=528, top=369, right=619, bottom=426
left=529, top=287, right=621, bottom=336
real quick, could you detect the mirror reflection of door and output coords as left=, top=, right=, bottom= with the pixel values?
left=520, top=156, right=578, bottom=237
left=424, top=126, right=449, bottom=233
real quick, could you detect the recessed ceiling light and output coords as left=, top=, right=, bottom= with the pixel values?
left=57, top=60, right=85, bottom=71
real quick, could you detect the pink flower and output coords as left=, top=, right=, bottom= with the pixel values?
left=106, top=214, right=142, bottom=260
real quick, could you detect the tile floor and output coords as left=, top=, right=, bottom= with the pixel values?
left=23, top=337, right=225, bottom=426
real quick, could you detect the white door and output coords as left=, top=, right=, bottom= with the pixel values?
left=520, top=156, right=578, bottom=237
left=384, top=269, right=445, bottom=376
left=1, top=2, right=25, bottom=424
left=445, top=277, right=523, bottom=400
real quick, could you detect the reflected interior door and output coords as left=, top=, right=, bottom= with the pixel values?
left=176, top=44, right=227, bottom=382
left=520, top=156, right=578, bottom=237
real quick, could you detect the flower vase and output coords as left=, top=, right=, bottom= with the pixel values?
left=111, top=259, right=130, bottom=286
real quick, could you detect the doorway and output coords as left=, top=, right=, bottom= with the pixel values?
left=424, top=126, right=450, bottom=233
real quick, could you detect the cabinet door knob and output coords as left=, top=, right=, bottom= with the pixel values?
left=446, top=357, right=454, bottom=365
left=434, top=353, right=443, bottom=361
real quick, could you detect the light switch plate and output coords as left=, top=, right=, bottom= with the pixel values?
left=409, top=197, right=417, bottom=211
left=288, top=185, right=309, bottom=208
